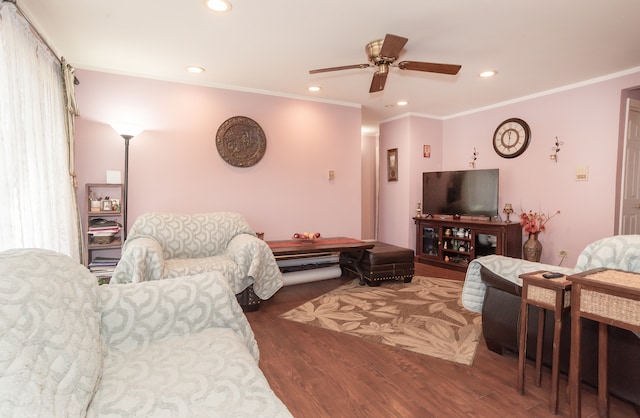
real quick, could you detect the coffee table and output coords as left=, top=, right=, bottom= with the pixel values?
left=267, top=237, right=375, bottom=284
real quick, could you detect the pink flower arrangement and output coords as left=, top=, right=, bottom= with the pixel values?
left=520, top=210, right=560, bottom=235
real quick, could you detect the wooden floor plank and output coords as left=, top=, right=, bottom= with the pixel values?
left=246, top=271, right=638, bottom=417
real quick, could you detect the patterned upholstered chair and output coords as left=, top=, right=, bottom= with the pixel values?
left=111, top=211, right=283, bottom=310
left=0, top=248, right=292, bottom=417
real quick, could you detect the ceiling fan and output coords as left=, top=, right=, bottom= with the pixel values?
left=309, top=34, right=461, bottom=93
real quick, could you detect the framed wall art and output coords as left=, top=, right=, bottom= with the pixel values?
left=423, top=145, right=431, bottom=158
left=387, top=148, right=398, bottom=182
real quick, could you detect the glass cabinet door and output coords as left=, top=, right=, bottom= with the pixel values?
left=474, top=232, right=498, bottom=257
left=422, top=227, right=439, bottom=257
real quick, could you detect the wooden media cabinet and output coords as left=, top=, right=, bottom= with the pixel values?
left=414, top=216, right=522, bottom=272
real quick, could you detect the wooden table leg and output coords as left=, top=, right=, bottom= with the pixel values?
left=517, top=297, right=529, bottom=394
left=597, top=323, right=609, bottom=418
left=535, top=308, right=545, bottom=387
left=550, top=304, right=563, bottom=414
left=569, top=287, right=582, bottom=418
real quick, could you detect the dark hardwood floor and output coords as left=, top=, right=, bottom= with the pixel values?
left=246, top=265, right=638, bottom=418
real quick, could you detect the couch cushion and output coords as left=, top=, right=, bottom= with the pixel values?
left=165, top=255, right=238, bottom=279
left=88, top=328, right=291, bottom=417
left=0, top=249, right=102, bottom=417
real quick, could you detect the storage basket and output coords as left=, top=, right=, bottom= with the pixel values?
left=92, top=235, right=114, bottom=245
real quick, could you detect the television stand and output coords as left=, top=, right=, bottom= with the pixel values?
left=414, top=217, right=522, bottom=272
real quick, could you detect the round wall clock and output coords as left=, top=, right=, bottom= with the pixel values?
left=216, top=116, right=267, bottom=167
left=492, top=118, right=531, bottom=158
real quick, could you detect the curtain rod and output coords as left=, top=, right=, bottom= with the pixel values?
left=3, top=0, right=79, bottom=84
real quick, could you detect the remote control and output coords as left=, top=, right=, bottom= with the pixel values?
left=542, top=272, right=564, bottom=279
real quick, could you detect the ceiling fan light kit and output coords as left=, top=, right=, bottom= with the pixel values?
left=309, top=33, right=462, bottom=93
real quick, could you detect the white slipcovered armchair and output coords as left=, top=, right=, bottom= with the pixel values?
left=0, top=248, right=292, bottom=417
left=111, top=212, right=283, bottom=309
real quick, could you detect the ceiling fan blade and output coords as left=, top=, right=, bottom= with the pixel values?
left=379, top=34, right=408, bottom=59
left=369, top=70, right=388, bottom=93
left=309, top=64, right=370, bottom=74
left=398, top=61, right=461, bottom=75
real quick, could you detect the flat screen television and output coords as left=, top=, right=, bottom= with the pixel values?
left=422, top=169, right=499, bottom=217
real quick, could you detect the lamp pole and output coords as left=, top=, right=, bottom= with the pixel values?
left=111, top=123, right=142, bottom=240
left=122, top=134, right=133, bottom=238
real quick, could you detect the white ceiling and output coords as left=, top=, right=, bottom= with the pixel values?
left=18, top=0, right=640, bottom=133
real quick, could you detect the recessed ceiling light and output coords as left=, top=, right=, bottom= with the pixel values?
left=186, top=66, right=205, bottom=73
left=205, top=0, right=232, bottom=12
left=397, top=100, right=408, bottom=106
left=480, top=70, right=497, bottom=78
left=308, top=86, right=321, bottom=92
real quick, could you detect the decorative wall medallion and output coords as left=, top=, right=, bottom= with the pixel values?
left=216, top=116, right=267, bottom=167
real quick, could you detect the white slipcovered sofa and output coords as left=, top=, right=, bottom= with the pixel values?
left=110, top=212, right=283, bottom=310
left=0, top=248, right=292, bottom=417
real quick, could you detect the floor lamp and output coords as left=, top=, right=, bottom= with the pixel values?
left=111, top=124, right=143, bottom=238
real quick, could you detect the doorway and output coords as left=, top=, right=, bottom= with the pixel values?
left=618, top=97, right=640, bottom=234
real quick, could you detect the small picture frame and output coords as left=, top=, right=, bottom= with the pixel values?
left=101, top=199, right=112, bottom=211
left=387, top=148, right=398, bottom=182
left=423, top=145, right=431, bottom=158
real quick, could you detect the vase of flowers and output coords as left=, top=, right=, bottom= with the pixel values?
left=523, top=232, right=543, bottom=261
left=520, top=210, right=560, bottom=262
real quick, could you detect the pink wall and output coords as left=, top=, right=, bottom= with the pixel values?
left=378, top=115, right=443, bottom=246
left=378, top=118, right=410, bottom=245
left=381, top=69, right=640, bottom=267
left=361, top=133, right=377, bottom=240
left=74, top=70, right=363, bottom=241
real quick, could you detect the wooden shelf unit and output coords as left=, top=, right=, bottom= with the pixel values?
left=85, top=183, right=125, bottom=282
left=414, top=216, right=522, bottom=272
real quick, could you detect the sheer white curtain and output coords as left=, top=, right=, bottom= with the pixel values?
left=0, top=2, right=82, bottom=261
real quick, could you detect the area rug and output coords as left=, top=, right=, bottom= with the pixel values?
left=280, top=276, right=482, bottom=365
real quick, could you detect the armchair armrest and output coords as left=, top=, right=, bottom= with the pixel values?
left=480, top=266, right=522, bottom=296
left=98, top=271, right=259, bottom=361
left=110, top=236, right=166, bottom=283
left=224, top=234, right=283, bottom=299
left=462, top=254, right=575, bottom=313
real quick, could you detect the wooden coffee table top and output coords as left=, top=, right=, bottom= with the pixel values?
left=267, top=237, right=374, bottom=257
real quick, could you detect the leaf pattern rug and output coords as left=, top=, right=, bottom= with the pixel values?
left=280, top=276, right=482, bottom=365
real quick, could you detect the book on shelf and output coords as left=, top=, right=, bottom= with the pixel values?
left=92, top=270, right=115, bottom=279
left=89, top=219, right=120, bottom=227
left=88, top=256, right=120, bottom=267
left=90, top=266, right=116, bottom=271
left=88, top=224, right=120, bottom=230
left=89, top=229, right=120, bottom=236
left=88, top=219, right=122, bottom=235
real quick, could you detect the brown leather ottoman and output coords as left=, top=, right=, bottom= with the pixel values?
left=341, top=241, right=414, bottom=286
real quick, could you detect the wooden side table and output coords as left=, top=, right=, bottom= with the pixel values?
left=518, top=270, right=571, bottom=414
left=568, top=268, right=640, bottom=418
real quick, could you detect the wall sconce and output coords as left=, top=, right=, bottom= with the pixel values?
left=550, top=136, right=563, bottom=162
left=469, top=147, right=479, bottom=168
left=503, top=203, right=514, bottom=223
left=110, top=123, right=144, bottom=236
